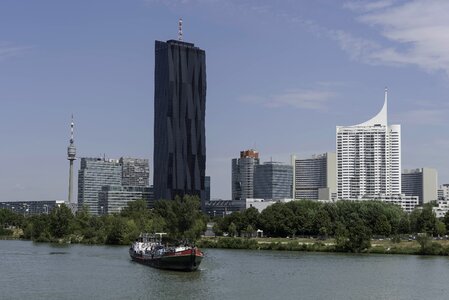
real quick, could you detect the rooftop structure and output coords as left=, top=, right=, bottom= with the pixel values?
left=336, top=89, right=401, bottom=200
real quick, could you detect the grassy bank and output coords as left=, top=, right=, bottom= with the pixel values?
left=197, top=237, right=449, bottom=256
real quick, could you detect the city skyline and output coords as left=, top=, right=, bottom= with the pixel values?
left=2, top=1, right=449, bottom=201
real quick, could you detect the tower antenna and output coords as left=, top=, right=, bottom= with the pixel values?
left=70, top=114, right=74, bottom=143
left=67, top=114, right=77, bottom=213
left=178, top=18, right=183, bottom=41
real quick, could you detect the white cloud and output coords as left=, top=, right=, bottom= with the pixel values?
left=241, top=88, right=335, bottom=111
left=340, top=0, right=449, bottom=76
left=0, top=42, right=31, bottom=62
left=343, top=0, right=396, bottom=12
left=393, top=108, right=448, bottom=126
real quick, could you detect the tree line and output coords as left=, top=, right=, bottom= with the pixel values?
left=213, top=200, right=448, bottom=252
left=0, top=195, right=206, bottom=245
left=2, top=198, right=449, bottom=253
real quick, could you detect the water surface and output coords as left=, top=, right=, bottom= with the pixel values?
left=0, top=240, right=448, bottom=299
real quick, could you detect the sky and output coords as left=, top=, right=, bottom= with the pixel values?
left=1, top=0, right=449, bottom=201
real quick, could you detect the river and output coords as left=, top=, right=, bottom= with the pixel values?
left=0, top=240, right=448, bottom=299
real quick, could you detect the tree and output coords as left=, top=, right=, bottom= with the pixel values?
left=228, top=222, right=237, bottom=237
left=336, top=213, right=372, bottom=253
left=417, top=204, right=438, bottom=235
left=49, top=204, right=74, bottom=238
left=244, top=224, right=255, bottom=238
left=154, top=195, right=206, bottom=240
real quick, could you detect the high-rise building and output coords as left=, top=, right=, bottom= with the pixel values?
left=232, top=149, right=260, bottom=200
left=153, top=37, right=207, bottom=206
left=120, top=157, right=150, bottom=187
left=77, top=158, right=122, bottom=215
left=336, top=89, right=401, bottom=200
left=254, top=162, right=293, bottom=200
left=292, top=153, right=336, bottom=201
left=402, top=168, right=438, bottom=205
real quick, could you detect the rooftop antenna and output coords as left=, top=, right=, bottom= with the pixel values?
left=178, top=18, right=183, bottom=41
left=70, top=114, right=74, bottom=144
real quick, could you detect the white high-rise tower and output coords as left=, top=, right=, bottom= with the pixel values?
left=336, top=89, right=401, bottom=200
left=67, top=115, right=77, bottom=212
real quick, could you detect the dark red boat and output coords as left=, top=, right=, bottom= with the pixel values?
left=129, top=233, right=204, bottom=272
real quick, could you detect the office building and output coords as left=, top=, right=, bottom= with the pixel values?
left=402, top=168, right=438, bottom=205
left=232, top=149, right=260, bottom=200
left=292, top=153, right=336, bottom=200
left=77, top=158, right=122, bottom=215
left=336, top=89, right=401, bottom=199
left=254, top=162, right=293, bottom=200
left=120, top=157, right=150, bottom=187
left=98, top=185, right=153, bottom=215
left=153, top=36, right=207, bottom=206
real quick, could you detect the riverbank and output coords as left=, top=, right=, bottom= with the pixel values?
left=197, top=237, right=449, bottom=256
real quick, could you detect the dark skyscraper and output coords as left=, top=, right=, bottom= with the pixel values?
left=153, top=38, right=207, bottom=206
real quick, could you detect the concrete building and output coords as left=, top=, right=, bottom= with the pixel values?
left=402, top=168, right=438, bottom=205
left=438, top=184, right=449, bottom=200
left=336, top=89, right=401, bottom=199
left=153, top=37, right=207, bottom=207
left=292, top=153, right=336, bottom=201
left=232, top=149, right=260, bottom=200
left=368, top=195, right=419, bottom=213
left=77, top=158, right=122, bottom=215
left=120, top=157, right=150, bottom=187
left=254, top=162, right=293, bottom=200
left=98, top=185, right=153, bottom=215
left=433, top=200, right=449, bottom=218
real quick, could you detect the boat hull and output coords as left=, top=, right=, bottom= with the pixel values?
left=129, top=249, right=203, bottom=272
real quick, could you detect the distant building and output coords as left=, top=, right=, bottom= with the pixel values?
left=153, top=38, right=207, bottom=207
left=0, top=200, right=64, bottom=216
left=245, top=198, right=294, bottom=212
left=98, top=185, right=153, bottom=215
left=438, top=184, right=449, bottom=200
left=77, top=158, right=122, bottom=215
left=336, top=89, right=401, bottom=200
left=292, top=153, right=336, bottom=201
left=204, top=200, right=246, bottom=217
left=232, top=149, right=260, bottom=200
left=120, top=158, right=150, bottom=187
left=366, top=195, right=419, bottom=213
left=402, top=168, right=438, bottom=205
left=433, top=200, right=449, bottom=218
left=254, top=162, right=293, bottom=200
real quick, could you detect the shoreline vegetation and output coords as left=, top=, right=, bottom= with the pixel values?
left=2, top=197, right=449, bottom=256
left=197, top=236, right=449, bottom=256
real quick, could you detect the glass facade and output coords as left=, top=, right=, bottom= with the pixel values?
left=254, top=162, right=293, bottom=200
left=77, top=158, right=122, bottom=215
left=120, top=157, right=150, bottom=187
left=295, top=154, right=328, bottom=200
left=98, top=185, right=153, bottom=215
left=153, top=39, right=207, bottom=206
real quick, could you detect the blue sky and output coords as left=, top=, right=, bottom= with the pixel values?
left=1, top=0, right=449, bottom=201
